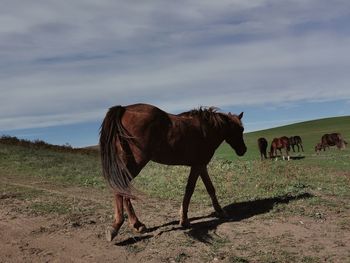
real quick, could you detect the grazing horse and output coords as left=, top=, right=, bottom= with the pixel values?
left=269, top=136, right=290, bottom=161
left=99, top=103, right=247, bottom=241
left=257, top=137, right=268, bottom=160
left=289, top=136, right=304, bottom=152
left=314, top=142, right=324, bottom=153
left=321, top=133, right=347, bottom=150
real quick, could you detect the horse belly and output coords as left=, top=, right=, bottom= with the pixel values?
left=150, top=145, right=214, bottom=166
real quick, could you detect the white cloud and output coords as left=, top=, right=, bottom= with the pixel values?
left=1, top=0, right=350, bottom=131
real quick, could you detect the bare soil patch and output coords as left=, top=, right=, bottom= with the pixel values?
left=1, top=173, right=349, bottom=263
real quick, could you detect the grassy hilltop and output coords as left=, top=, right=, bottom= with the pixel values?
left=216, top=115, right=350, bottom=161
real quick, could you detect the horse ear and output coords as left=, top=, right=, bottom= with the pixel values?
left=238, top=112, right=244, bottom=119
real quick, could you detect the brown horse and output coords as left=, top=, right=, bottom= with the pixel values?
left=289, top=136, right=304, bottom=152
left=257, top=137, right=268, bottom=160
left=99, top=103, right=247, bottom=241
left=269, top=136, right=290, bottom=161
left=320, top=133, right=347, bottom=150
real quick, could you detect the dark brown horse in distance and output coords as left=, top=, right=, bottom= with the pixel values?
left=257, top=137, right=268, bottom=160
left=315, top=133, right=347, bottom=152
left=100, top=103, right=247, bottom=241
left=269, top=136, right=290, bottom=161
left=289, top=136, right=304, bottom=152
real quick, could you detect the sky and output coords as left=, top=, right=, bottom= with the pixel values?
left=1, top=0, right=350, bottom=147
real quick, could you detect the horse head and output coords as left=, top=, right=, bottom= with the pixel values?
left=224, top=112, right=247, bottom=156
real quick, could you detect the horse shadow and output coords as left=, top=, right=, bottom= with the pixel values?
left=290, top=156, right=305, bottom=160
left=115, top=192, right=313, bottom=246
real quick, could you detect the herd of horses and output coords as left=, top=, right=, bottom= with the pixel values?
left=98, top=103, right=347, bottom=241
left=258, top=133, right=347, bottom=161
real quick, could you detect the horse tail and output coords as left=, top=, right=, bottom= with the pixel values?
left=99, top=106, right=135, bottom=198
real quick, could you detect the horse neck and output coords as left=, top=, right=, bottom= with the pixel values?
left=199, top=117, right=227, bottom=146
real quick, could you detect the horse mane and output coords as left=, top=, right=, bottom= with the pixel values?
left=178, top=107, right=228, bottom=128
left=178, top=107, right=230, bottom=138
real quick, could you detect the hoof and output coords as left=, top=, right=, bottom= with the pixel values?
left=179, top=219, right=191, bottom=228
left=131, top=222, right=146, bottom=233
left=105, top=226, right=119, bottom=242
left=215, top=209, right=229, bottom=219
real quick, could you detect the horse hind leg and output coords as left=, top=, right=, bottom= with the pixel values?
left=123, top=197, right=146, bottom=233
left=106, top=193, right=125, bottom=242
left=278, top=149, right=282, bottom=161
left=274, top=149, right=278, bottom=161
left=286, top=149, right=290, bottom=161
left=263, top=150, right=267, bottom=159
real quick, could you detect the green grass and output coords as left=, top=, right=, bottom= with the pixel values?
left=0, top=144, right=105, bottom=188
left=1, top=116, right=349, bottom=211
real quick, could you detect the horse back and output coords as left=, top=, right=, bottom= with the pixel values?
left=280, top=136, right=290, bottom=147
left=290, top=135, right=302, bottom=145
left=121, top=104, right=223, bottom=165
left=321, top=133, right=342, bottom=146
left=271, top=137, right=289, bottom=149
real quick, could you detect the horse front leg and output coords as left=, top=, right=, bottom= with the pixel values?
left=200, top=166, right=227, bottom=218
left=179, top=166, right=200, bottom=227
left=106, top=193, right=125, bottom=242
left=277, top=149, right=282, bottom=161
left=123, top=197, right=146, bottom=233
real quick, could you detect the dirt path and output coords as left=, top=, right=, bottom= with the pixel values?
left=1, top=174, right=350, bottom=263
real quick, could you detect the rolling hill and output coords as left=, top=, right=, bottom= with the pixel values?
left=216, top=115, right=350, bottom=160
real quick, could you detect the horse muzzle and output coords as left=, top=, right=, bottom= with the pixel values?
left=236, top=146, right=247, bottom=156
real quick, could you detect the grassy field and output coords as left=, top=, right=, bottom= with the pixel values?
left=1, top=116, right=350, bottom=262
left=1, top=115, right=349, bottom=214
left=217, top=115, right=350, bottom=161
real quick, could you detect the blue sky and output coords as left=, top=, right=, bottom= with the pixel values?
left=1, top=0, right=350, bottom=147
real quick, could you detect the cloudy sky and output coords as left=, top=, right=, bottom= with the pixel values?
left=1, top=0, right=350, bottom=146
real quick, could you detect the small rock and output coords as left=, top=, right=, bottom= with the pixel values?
left=71, top=222, right=81, bottom=228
